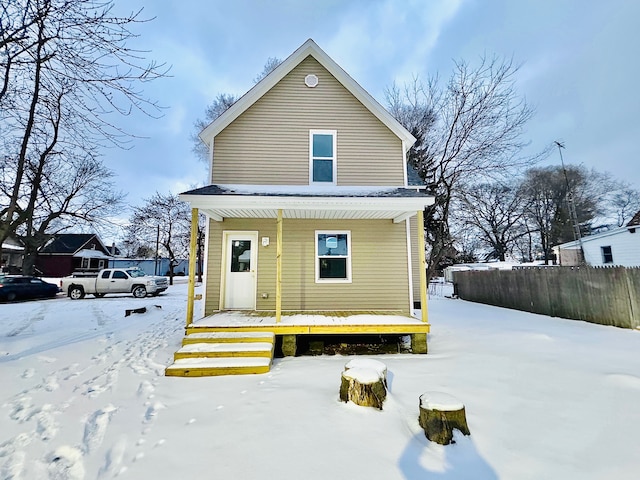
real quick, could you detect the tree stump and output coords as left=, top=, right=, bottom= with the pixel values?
left=339, top=367, right=387, bottom=410
left=418, top=392, right=470, bottom=445
left=344, top=358, right=388, bottom=387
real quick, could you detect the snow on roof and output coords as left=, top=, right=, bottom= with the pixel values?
left=181, top=184, right=429, bottom=198
left=1, top=242, right=23, bottom=251
left=73, top=249, right=111, bottom=259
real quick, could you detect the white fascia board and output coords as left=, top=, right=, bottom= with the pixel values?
left=201, top=209, right=223, bottom=222
left=78, top=235, right=110, bottom=256
left=180, top=193, right=434, bottom=213
left=555, top=226, right=629, bottom=249
left=198, top=39, right=416, bottom=147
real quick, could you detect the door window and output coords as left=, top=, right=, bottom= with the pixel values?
left=230, top=240, right=252, bottom=272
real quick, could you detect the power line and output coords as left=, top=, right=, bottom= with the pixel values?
left=555, top=141, right=584, bottom=264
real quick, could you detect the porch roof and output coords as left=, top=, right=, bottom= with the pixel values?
left=179, top=184, right=435, bottom=222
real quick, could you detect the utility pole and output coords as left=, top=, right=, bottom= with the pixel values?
left=154, top=224, right=160, bottom=275
left=555, top=141, right=584, bottom=264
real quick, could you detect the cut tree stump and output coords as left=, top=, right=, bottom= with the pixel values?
left=418, top=392, right=470, bottom=445
left=339, top=366, right=387, bottom=410
left=344, top=358, right=388, bottom=387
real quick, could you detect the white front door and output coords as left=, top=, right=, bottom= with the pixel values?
left=223, top=232, right=258, bottom=309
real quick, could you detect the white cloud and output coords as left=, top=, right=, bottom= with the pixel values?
left=324, top=0, right=465, bottom=95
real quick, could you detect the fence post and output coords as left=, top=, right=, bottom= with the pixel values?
left=624, top=268, right=639, bottom=329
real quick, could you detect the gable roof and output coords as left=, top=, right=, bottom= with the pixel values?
left=39, top=234, right=110, bottom=255
left=627, top=210, right=640, bottom=227
left=199, top=39, right=416, bottom=147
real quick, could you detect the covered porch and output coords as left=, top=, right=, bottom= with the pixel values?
left=166, top=185, right=434, bottom=377
left=180, top=185, right=434, bottom=322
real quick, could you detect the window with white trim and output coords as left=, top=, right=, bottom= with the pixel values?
left=310, top=130, right=336, bottom=184
left=601, top=245, right=613, bottom=264
left=315, top=231, right=351, bottom=282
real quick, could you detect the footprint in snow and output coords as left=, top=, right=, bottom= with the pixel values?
left=21, top=368, right=35, bottom=379
left=82, top=404, right=117, bottom=454
left=37, top=356, right=57, bottom=364
left=0, top=451, right=26, bottom=479
left=44, top=374, right=60, bottom=392
left=98, top=436, right=127, bottom=478
left=33, top=404, right=59, bottom=441
left=0, top=432, right=32, bottom=458
left=46, top=446, right=85, bottom=480
left=9, top=396, right=34, bottom=422
left=143, top=402, right=166, bottom=424
left=136, top=380, right=155, bottom=398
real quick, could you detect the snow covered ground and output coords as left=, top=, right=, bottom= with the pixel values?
left=1, top=282, right=639, bottom=479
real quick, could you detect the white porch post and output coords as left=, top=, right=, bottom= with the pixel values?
left=186, top=208, right=199, bottom=327
left=417, top=209, right=429, bottom=323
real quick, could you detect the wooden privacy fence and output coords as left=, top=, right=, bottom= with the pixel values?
left=452, top=266, right=640, bottom=329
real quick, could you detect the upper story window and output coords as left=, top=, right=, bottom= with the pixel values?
left=601, top=245, right=614, bottom=264
left=310, top=130, right=336, bottom=184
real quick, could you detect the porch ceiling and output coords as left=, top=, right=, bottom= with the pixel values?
left=180, top=187, right=435, bottom=223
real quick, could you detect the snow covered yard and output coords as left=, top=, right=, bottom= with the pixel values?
left=1, top=284, right=639, bottom=479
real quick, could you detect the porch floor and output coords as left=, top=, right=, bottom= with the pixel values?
left=189, top=310, right=430, bottom=335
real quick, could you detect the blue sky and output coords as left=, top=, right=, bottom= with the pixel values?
left=108, top=0, right=640, bottom=227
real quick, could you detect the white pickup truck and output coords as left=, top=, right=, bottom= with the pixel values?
left=61, top=268, right=169, bottom=299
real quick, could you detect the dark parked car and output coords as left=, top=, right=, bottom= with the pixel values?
left=0, top=276, right=61, bottom=302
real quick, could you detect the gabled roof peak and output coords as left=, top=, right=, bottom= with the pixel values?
left=198, top=38, right=416, bottom=146
left=627, top=209, right=640, bottom=227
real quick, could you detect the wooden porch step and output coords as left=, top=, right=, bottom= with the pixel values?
left=182, top=331, right=275, bottom=345
left=165, top=357, right=272, bottom=377
left=174, top=342, right=274, bottom=359
left=166, top=330, right=276, bottom=377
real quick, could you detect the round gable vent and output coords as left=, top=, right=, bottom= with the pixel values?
left=304, top=74, right=319, bottom=88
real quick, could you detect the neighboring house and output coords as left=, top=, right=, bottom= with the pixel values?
left=36, top=234, right=112, bottom=277
left=1, top=236, right=24, bottom=274
left=553, top=211, right=640, bottom=267
left=110, top=258, right=189, bottom=277
left=168, top=40, right=434, bottom=376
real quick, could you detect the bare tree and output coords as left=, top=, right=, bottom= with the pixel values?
left=191, top=93, right=239, bottom=162
left=253, top=56, right=282, bottom=84
left=586, top=171, right=640, bottom=229
left=0, top=0, right=167, bottom=273
left=192, top=57, right=282, bottom=163
left=387, top=56, right=541, bottom=278
left=520, top=165, right=598, bottom=262
left=125, top=192, right=203, bottom=284
left=454, top=181, right=530, bottom=261
left=609, top=187, right=640, bottom=227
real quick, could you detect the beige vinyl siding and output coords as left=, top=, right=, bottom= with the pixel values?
left=204, top=218, right=223, bottom=312
left=204, top=218, right=411, bottom=315
left=212, top=56, right=405, bottom=186
left=204, top=218, right=276, bottom=314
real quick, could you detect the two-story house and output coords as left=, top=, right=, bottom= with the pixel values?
left=166, top=39, right=435, bottom=377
